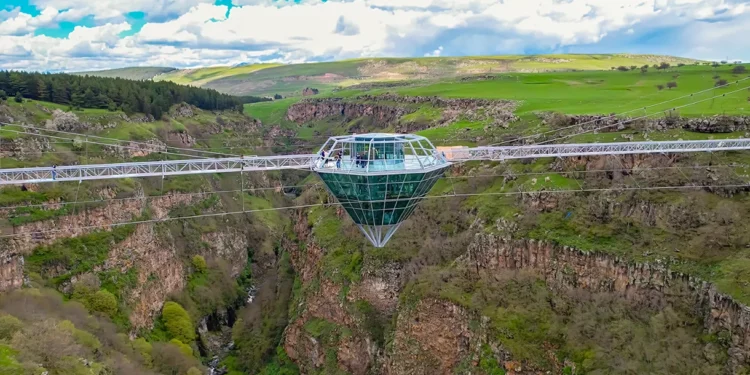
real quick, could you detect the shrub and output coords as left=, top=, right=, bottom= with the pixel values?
left=169, top=338, right=193, bottom=357
left=617, top=66, right=629, bottom=72
left=0, top=90, right=6, bottom=101
left=732, top=65, right=747, bottom=74
left=88, top=290, right=118, bottom=317
left=192, top=255, right=207, bottom=273
left=14, top=92, right=22, bottom=103
left=640, top=66, right=648, bottom=74
left=716, top=79, right=729, bottom=87
left=656, top=84, right=665, bottom=91
left=151, top=341, right=201, bottom=375
left=162, top=302, right=195, bottom=343
left=666, top=81, right=677, bottom=89
left=0, top=314, right=23, bottom=340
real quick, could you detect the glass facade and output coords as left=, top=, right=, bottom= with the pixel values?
left=313, top=133, right=451, bottom=247
left=317, top=167, right=448, bottom=226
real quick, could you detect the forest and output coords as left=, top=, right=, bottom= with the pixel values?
left=0, top=71, right=267, bottom=119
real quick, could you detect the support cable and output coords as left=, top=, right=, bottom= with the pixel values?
left=4, top=181, right=750, bottom=240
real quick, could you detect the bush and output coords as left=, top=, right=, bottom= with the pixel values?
left=151, top=341, right=201, bottom=375
left=617, top=66, right=629, bottom=72
left=169, top=338, right=193, bottom=357
left=162, top=302, right=195, bottom=343
left=732, top=65, right=747, bottom=74
left=656, top=84, right=665, bottom=91
left=14, top=92, right=22, bottom=103
left=0, top=90, right=6, bottom=101
left=88, top=290, right=118, bottom=317
left=666, top=81, right=677, bottom=89
left=0, top=314, right=23, bottom=340
left=716, top=79, right=729, bottom=87
left=192, top=255, right=207, bottom=273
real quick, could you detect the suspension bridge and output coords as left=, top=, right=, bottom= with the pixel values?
left=1, top=80, right=750, bottom=247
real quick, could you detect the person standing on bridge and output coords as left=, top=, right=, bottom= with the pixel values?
left=51, top=165, right=57, bottom=180
left=335, top=151, right=341, bottom=169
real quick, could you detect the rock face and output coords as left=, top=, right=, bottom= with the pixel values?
left=464, top=234, right=750, bottom=372
left=0, top=136, right=53, bottom=160
left=286, top=93, right=518, bottom=131
left=539, top=112, right=750, bottom=135
left=0, top=191, right=207, bottom=292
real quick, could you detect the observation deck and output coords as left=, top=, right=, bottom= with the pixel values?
left=313, top=134, right=451, bottom=247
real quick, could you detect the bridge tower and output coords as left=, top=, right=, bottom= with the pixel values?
left=313, top=134, right=451, bottom=247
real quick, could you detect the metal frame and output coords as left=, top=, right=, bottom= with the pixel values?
left=447, top=139, right=750, bottom=161
left=1, top=138, right=750, bottom=186
left=0, top=155, right=315, bottom=185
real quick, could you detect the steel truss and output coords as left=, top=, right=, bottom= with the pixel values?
left=446, top=139, right=750, bottom=161
left=2, top=139, right=750, bottom=185
left=0, top=155, right=315, bottom=185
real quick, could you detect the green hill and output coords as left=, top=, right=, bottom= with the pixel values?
left=82, top=54, right=702, bottom=97
left=75, top=67, right=176, bottom=81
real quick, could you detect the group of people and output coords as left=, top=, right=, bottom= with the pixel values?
left=319, top=150, right=342, bottom=169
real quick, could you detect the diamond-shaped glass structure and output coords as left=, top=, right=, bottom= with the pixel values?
left=313, top=133, right=451, bottom=247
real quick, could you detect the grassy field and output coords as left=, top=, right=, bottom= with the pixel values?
left=81, top=54, right=701, bottom=97
left=153, top=64, right=282, bottom=87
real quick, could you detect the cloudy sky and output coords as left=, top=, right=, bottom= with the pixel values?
left=0, top=0, right=748, bottom=72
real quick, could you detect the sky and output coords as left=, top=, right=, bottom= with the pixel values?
left=0, top=0, right=748, bottom=72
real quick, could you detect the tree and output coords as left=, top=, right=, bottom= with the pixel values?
left=14, top=91, right=22, bottom=103
left=273, top=94, right=282, bottom=100
left=11, top=319, right=83, bottom=371
left=192, top=255, right=207, bottom=273
left=677, top=63, right=686, bottom=67
left=712, top=61, right=720, bottom=67
left=630, top=65, right=637, bottom=71
left=721, top=60, right=728, bottom=64
left=88, top=290, right=118, bottom=317
left=0, top=90, right=6, bottom=101
left=617, top=66, right=629, bottom=71
left=666, top=81, right=677, bottom=89
left=640, top=66, right=648, bottom=74
left=658, top=62, right=671, bottom=70
left=0, top=314, right=23, bottom=340
left=656, top=84, right=665, bottom=91
left=732, top=65, right=747, bottom=74
left=162, top=301, right=195, bottom=343
left=151, top=342, right=201, bottom=375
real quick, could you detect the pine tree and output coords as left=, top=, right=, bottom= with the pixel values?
left=14, top=91, right=23, bottom=103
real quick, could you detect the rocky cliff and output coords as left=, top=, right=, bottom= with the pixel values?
left=464, top=234, right=750, bottom=373
left=286, top=93, right=518, bottom=131
left=539, top=112, right=750, bottom=135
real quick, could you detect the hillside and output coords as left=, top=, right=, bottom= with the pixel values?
left=76, top=67, right=176, bottom=81
left=83, top=54, right=702, bottom=97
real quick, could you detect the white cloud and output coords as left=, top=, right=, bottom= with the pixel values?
left=425, top=46, right=443, bottom=57
left=1, top=0, right=750, bottom=72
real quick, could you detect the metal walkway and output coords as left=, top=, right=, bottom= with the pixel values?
left=1, top=139, right=749, bottom=185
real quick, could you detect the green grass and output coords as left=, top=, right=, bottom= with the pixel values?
left=396, top=65, right=750, bottom=116
left=155, top=64, right=281, bottom=86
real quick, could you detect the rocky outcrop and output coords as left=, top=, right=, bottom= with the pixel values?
left=0, top=137, right=53, bottom=160
left=464, top=234, right=750, bottom=372
left=106, top=224, right=185, bottom=330
left=539, top=112, right=750, bottom=135
left=0, top=191, right=207, bottom=292
left=286, top=98, right=413, bottom=127
left=169, top=103, right=196, bottom=118
left=286, top=94, right=518, bottom=131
